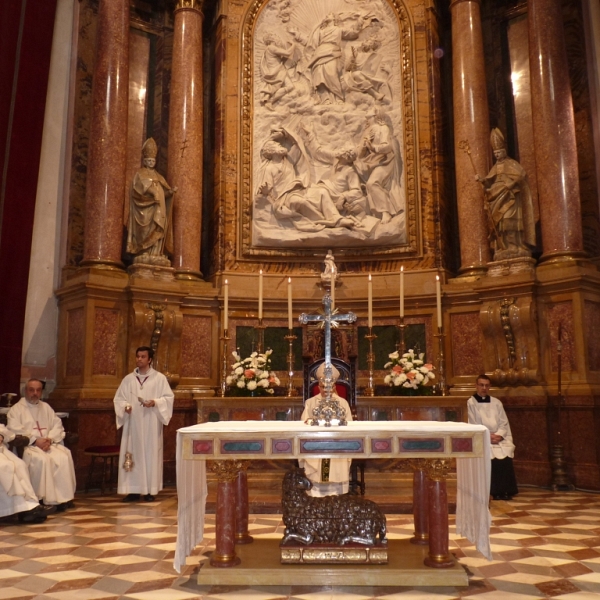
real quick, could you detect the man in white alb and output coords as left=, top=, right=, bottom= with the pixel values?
left=299, top=364, right=353, bottom=496
left=7, top=379, right=76, bottom=511
left=114, top=346, right=174, bottom=502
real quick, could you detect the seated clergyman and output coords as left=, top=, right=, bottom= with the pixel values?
left=0, top=424, right=55, bottom=523
left=299, top=364, right=353, bottom=497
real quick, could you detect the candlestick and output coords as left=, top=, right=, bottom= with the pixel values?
left=397, top=317, right=406, bottom=354
left=256, top=318, right=265, bottom=354
left=330, top=276, right=335, bottom=311
left=435, top=275, right=442, bottom=328
left=434, top=326, right=447, bottom=396
left=368, top=274, right=373, bottom=328
left=284, top=329, right=297, bottom=397
left=400, top=266, right=404, bottom=318
left=258, top=270, right=263, bottom=320
left=223, top=279, right=229, bottom=332
left=287, top=277, right=293, bottom=329
left=219, top=330, right=230, bottom=397
left=364, top=328, right=377, bottom=397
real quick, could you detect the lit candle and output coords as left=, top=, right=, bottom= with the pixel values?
left=223, top=279, right=229, bottom=331
left=436, top=275, right=442, bottom=329
left=368, top=274, right=373, bottom=328
left=258, top=269, right=263, bottom=320
left=287, top=277, right=293, bottom=329
left=400, top=266, right=404, bottom=318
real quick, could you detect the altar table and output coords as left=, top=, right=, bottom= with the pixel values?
left=174, top=420, right=492, bottom=573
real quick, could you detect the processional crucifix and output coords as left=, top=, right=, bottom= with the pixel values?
left=299, top=293, right=357, bottom=426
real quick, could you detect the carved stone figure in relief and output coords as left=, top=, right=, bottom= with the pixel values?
left=476, top=128, right=536, bottom=261
left=259, top=33, right=302, bottom=110
left=255, top=128, right=357, bottom=231
left=342, top=36, right=390, bottom=103
left=354, top=107, right=403, bottom=224
left=127, top=138, right=176, bottom=266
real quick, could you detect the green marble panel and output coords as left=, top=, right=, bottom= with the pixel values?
left=236, top=326, right=303, bottom=371
left=358, top=324, right=427, bottom=369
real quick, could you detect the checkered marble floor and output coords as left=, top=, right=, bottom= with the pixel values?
left=0, top=488, right=599, bottom=599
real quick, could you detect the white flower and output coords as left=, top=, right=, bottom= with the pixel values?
left=232, top=351, right=240, bottom=360
left=405, top=362, right=413, bottom=369
left=235, top=366, right=243, bottom=375
left=259, top=379, right=269, bottom=388
left=260, top=371, right=269, bottom=379
left=247, top=380, right=257, bottom=391
left=384, top=374, right=392, bottom=384
left=419, top=353, right=425, bottom=360
left=236, top=380, right=246, bottom=388
left=265, top=349, right=273, bottom=356
left=250, top=352, right=257, bottom=358
left=267, top=388, right=274, bottom=394
left=413, top=359, right=423, bottom=366
left=384, top=362, right=392, bottom=369
left=232, top=362, right=241, bottom=369
left=393, top=376, right=402, bottom=386
left=415, top=372, right=424, bottom=383
left=226, top=376, right=233, bottom=385
left=389, top=351, right=399, bottom=360
left=428, top=373, right=435, bottom=380
left=419, top=366, right=429, bottom=374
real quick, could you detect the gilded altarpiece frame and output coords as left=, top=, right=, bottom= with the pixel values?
left=239, top=0, right=421, bottom=259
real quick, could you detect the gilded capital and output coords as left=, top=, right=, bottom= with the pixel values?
left=424, top=459, right=452, bottom=481
left=449, top=0, right=481, bottom=8
left=209, top=460, right=245, bottom=482
left=175, top=0, right=203, bottom=12
left=405, top=458, right=428, bottom=472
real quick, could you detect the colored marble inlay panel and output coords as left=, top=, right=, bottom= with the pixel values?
left=181, top=315, right=212, bottom=378
left=66, top=307, right=85, bottom=377
left=451, top=437, right=473, bottom=453
left=547, top=301, right=576, bottom=372
left=371, top=438, right=393, bottom=452
left=584, top=301, right=600, bottom=371
left=399, top=438, right=444, bottom=452
left=450, top=312, right=485, bottom=376
left=221, top=440, right=265, bottom=454
left=192, top=440, right=214, bottom=454
left=92, top=308, right=118, bottom=375
left=231, top=409, right=265, bottom=421
left=300, top=439, right=364, bottom=454
left=272, top=439, right=293, bottom=454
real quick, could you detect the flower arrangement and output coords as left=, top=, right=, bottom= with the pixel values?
left=226, top=350, right=281, bottom=396
left=384, top=349, right=435, bottom=395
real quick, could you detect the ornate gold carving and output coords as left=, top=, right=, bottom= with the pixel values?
left=281, top=545, right=388, bottom=564
left=405, top=458, right=428, bottom=471
left=424, top=459, right=451, bottom=481
left=239, top=0, right=420, bottom=260
left=175, top=0, right=203, bottom=11
left=209, top=460, right=245, bottom=482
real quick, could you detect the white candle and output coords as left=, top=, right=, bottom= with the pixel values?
left=368, top=274, right=373, bottom=328
left=287, top=277, right=293, bottom=329
left=436, top=275, right=442, bottom=329
left=223, top=279, right=229, bottom=331
left=400, top=266, right=404, bottom=318
left=258, top=269, right=263, bottom=320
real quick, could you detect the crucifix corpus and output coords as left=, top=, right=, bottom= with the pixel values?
left=299, top=292, right=357, bottom=427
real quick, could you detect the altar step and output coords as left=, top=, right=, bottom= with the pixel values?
left=205, top=470, right=458, bottom=514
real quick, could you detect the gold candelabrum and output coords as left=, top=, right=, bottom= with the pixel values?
left=397, top=317, right=406, bottom=354
left=256, top=318, right=265, bottom=354
left=434, top=327, right=448, bottom=396
left=220, top=330, right=230, bottom=398
left=284, top=329, right=297, bottom=397
left=364, top=328, right=377, bottom=397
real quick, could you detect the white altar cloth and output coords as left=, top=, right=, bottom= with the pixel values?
left=174, top=420, right=492, bottom=572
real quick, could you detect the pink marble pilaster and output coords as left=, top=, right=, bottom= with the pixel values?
left=82, top=0, right=129, bottom=268
left=168, top=0, right=204, bottom=280
left=528, top=0, right=584, bottom=263
left=410, top=467, right=429, bottom=545
left=450, top=0, right=491, bottom=276
left=235, top=466, right=254, bottom=544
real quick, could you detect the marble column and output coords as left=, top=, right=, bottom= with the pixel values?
left=209, top=461, right=241, bottom=567
left=424, top=459, right=455, bottom=568
left=528, top=0, right=585, bottom=263
left=82, top=0, right=129, bottom=268
left=235, top=462, right=254, bottom=544
left=409, top=462, right=429, bottom=545
left=450, top=0, right=491, bottom=276
left=168, top=0, right=204, bottom=280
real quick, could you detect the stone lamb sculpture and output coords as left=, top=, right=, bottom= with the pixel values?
left=281, top=467, right=387, bottom=546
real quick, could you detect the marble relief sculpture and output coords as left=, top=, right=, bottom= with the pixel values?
left=476, top=129, right=536, bottom=261
left=127, top=138, right=176, bottom=267
left=251, top=0, right=406, bottom=249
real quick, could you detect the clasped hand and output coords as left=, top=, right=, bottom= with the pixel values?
left=490, top=433, right=503, bottom=444
left=34, top=437, right=52, bottom=452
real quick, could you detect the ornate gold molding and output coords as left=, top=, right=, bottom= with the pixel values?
left=405, top=458, right=429, bottom=471
left=209, top=459, right=245, bottom=482
left=175, top=0, right=203, bottom=12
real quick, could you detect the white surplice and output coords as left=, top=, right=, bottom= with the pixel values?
left=299, top=393, right=353, bottom=496
left=114, top=367, right=174, bottom=495
left=7, top=399, right=76, bottom=505
left=467, top=395, right=515, bottom=459
left=0, top=424, right=40, bottom=517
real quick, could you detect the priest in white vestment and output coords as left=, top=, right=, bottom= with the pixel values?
left=114, top=346, right=174, bottom=502
left=299, top=364, right=353, bottom=497
left=0, top=423, right=48, bottom=522
left=7, top=379, right=76, bottom=510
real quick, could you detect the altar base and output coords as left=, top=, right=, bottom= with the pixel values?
left=198, top=539, right=468, bottom=586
